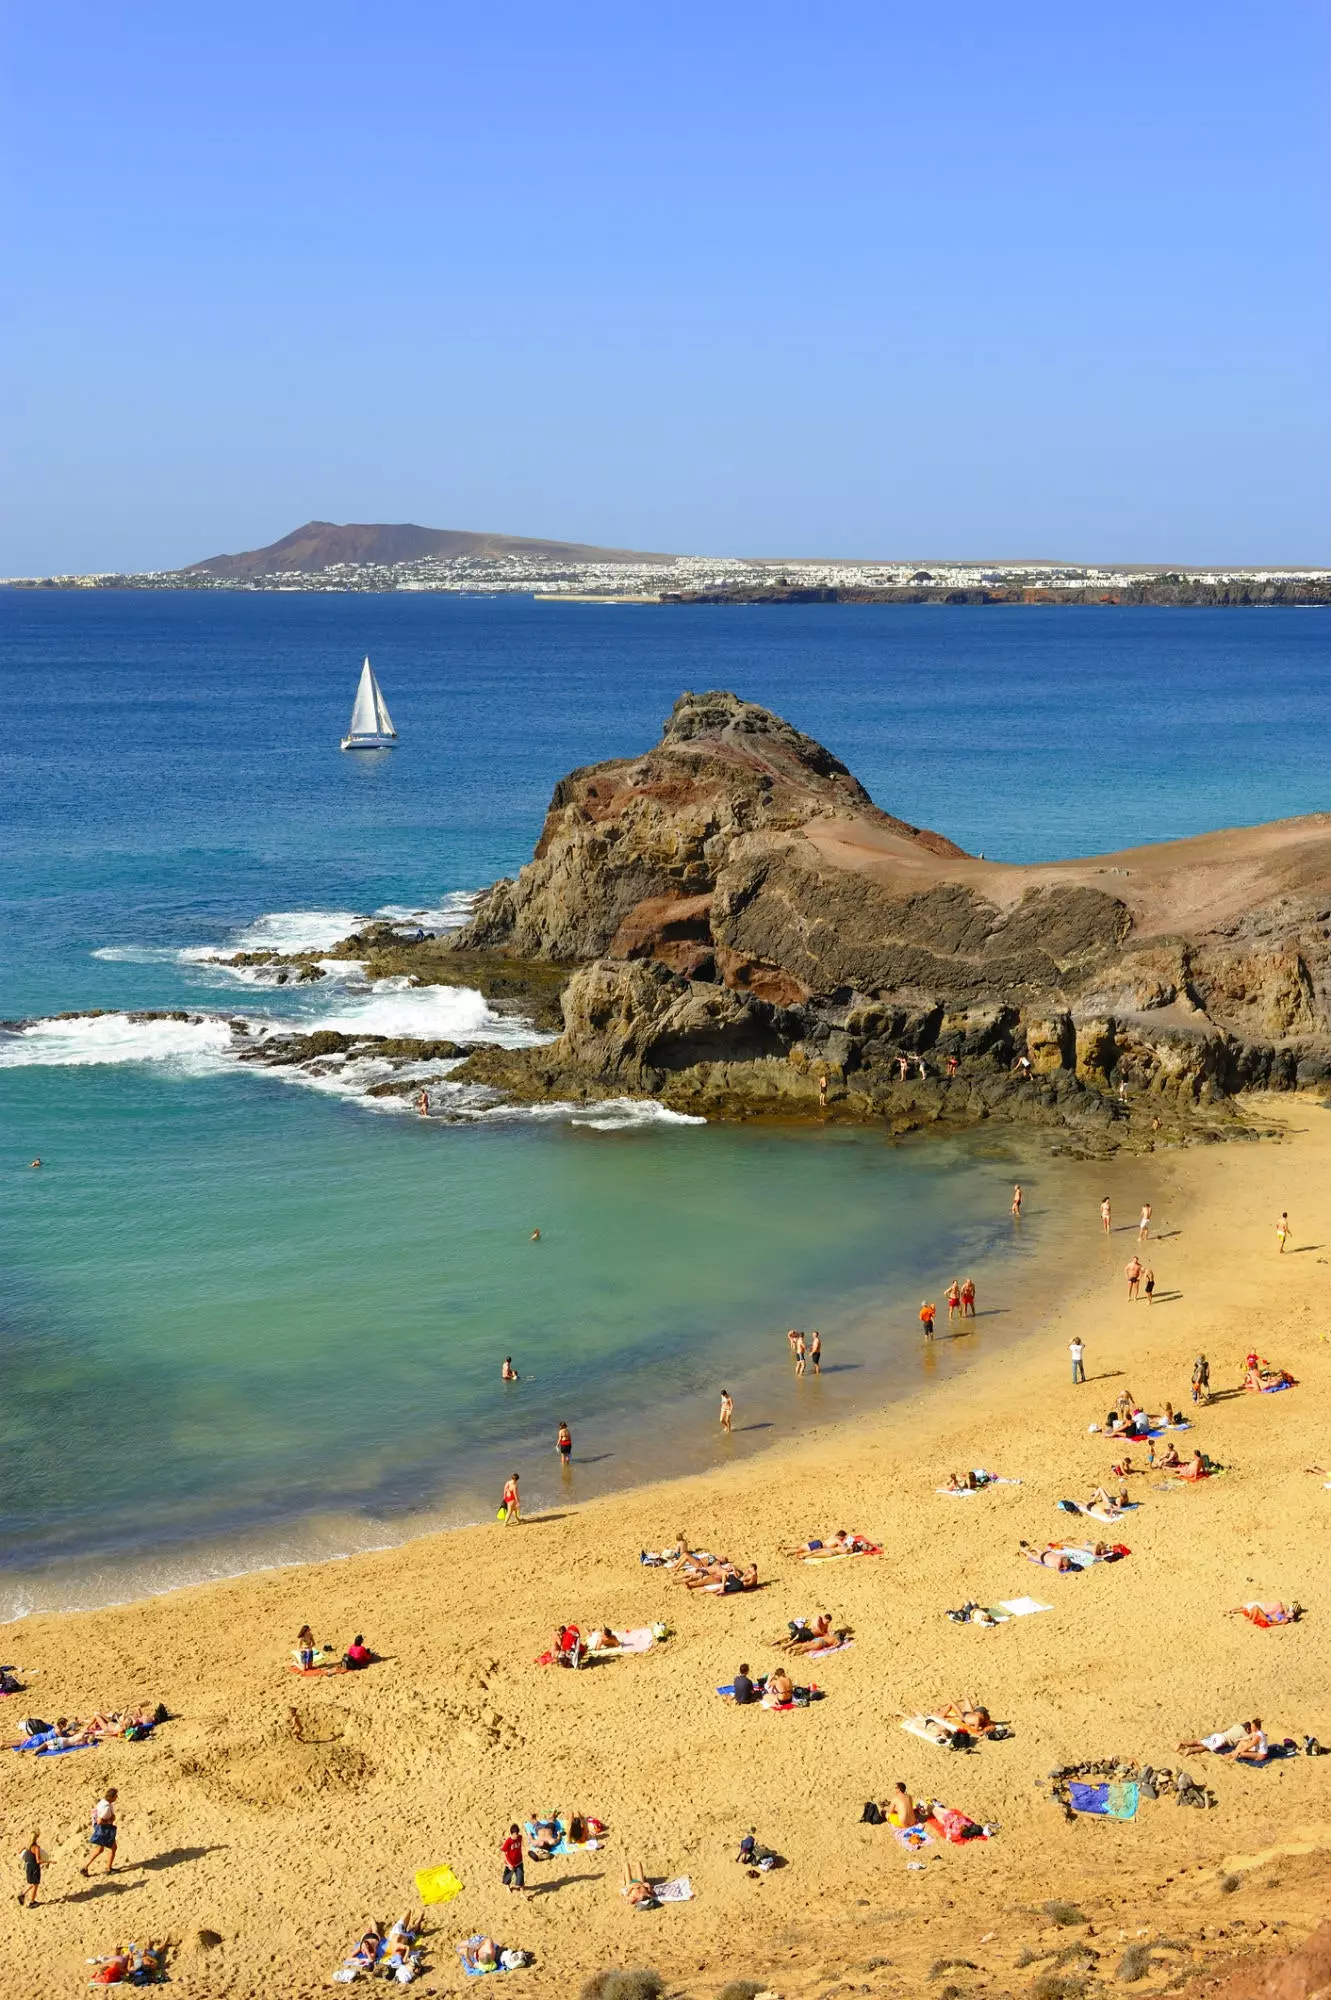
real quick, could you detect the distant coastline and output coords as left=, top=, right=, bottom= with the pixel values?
left=4, top=512, right=1327, bottom=602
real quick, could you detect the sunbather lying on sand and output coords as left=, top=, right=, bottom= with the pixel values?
left=620, top=1860, right=658, bottom=1909
left=780, top=1530, right=874, bottom=1557
left=1228, top=1601, right=1302, bottom=1627
left=773, top=1613, right=851, bottom=1653
left=937, top=1698, right=998, bottom=1735
left=1022, top=1542, right=1076, bottom=1571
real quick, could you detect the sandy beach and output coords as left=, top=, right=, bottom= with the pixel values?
left=3, top=1102, right=1329, bottom=1999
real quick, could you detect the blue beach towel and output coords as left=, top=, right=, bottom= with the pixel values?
left=37, top=1738, right=97, bottom=1757
left=1067, top=1780, right=1138, bottom=1819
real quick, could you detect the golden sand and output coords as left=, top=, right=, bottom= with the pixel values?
left=3, top=1102, right=1330, bottom=1998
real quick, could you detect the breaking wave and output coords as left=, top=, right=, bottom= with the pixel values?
left=0, top=1012, right=235, bottom=1073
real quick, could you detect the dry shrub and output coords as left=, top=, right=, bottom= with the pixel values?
left=1030, top=1976, right=1088, bottom=2000
left=582, top=1974, right=665, bottom=2000
left=1045, top=1902, right=1089, bottom=1928
left=1219, top=1874, right=1241, bottom=1895
left=1115, top=1945, right=1156, bottom=1983
left=719, top=1984, right=766, bottom=2000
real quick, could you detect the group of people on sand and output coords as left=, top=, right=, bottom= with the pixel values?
left=293, top=1626, right=378, bottom=1673
left=919, top=1276, right=978, bottom=1339
left=15, top=1787, right=122, bottom=1906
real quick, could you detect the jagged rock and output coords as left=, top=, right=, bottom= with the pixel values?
left=435, top=692, right=1331, bottom=1136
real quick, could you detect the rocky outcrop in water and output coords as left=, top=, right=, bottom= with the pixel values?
left=442, top=691, right=1331, bottom=1144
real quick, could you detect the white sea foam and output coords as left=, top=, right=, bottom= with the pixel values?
left=90, top=944, right=186, bottom=964
left=373, top=892, right=477, bottom=933
left=226, top=909, right=370, bottom=954
left=0, top=1012, right=236, bottom=1073
left=470, top=1095, right=706, bottom=1129
left=302, top=978, right=545, bottom=1047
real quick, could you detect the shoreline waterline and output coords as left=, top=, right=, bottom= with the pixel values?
left=1, top=1128, right=1179, bottom=1621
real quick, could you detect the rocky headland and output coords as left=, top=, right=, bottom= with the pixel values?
left=227, top=691, right=1331, bottom=1150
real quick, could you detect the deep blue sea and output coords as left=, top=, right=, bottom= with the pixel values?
left=2, top=591, right=1327, bottom=1613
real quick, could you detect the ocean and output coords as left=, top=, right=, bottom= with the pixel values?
left=1, top=590, right=1326, bottom=1615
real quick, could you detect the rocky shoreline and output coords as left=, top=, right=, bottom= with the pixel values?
left=189, top=689, right=1331, bottom=1154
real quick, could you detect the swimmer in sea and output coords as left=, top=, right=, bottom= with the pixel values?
left=30, top=1159, right=41, bottom=1168
left=502, top=1357, right=519, bottom=1382
left=530, top=1229, right=541, bottom=1242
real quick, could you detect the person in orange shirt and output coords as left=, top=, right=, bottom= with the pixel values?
left=919, top=1300, right=937, bottom=1340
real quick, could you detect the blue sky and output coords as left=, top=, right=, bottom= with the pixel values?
left=2, top=2, right=1327, bottom=572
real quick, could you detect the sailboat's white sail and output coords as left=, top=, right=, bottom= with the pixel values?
left=371, top=673, right=395, bottom=738
left=342, top=656, right=397, bottom=748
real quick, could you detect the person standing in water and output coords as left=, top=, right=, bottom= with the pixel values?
left=501, top=1357, right=519, bottom=1381
left=1100, top=1196, right=1112, bottom=1233
left=809, top=1329, right=822, bottom=1375
left=919, top=1300, right=936, bottom=1341
left=960, top=1277, right=976, bottom=1319
left=501, top=1473, right=521, bottom=1523
left=794, top=1332, right=807, bottom=1377
left=1011, top=1184, right=1023, bottom=1219
left=416, top=1089, right=430, bottom=1116
left=556, top=1421, right=572, bottom=1467
left=719, top=1390, right=734, bottom=1434
left=1142, top=1267, right=1155, bottom=1304
left=1276, top=1211, right=1292, bottom=1253
left=945, top=1280, right=962, bottom=1324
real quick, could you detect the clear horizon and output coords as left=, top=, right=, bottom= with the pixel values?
left=2, top=1, right=1328, bottom=574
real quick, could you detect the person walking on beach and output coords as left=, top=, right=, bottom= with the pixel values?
left=1069, top=1337, right=1086, bottom=1384
left=556, top=1422, right=572, bottom=1468
left=794, top=1332, right=807, bottom=1377
left=1277, top=1210, right=1292, bottom=1253
left=960, top=1276, right=976, bottom=1318
left=809, top=1329, right=822, bottom=1375
left=945, top=1280, right=961, bottom=1324
left=81, top=1790, right=118, bottom=1876
left=1138, top=1202, right=1152, bottom=1241
left=1011, top=1184, right=1023, bottom=1219
left=719, top=1390, right=734, bottom=1434
left=919, top=1300, right=937, bottom=1341
left=1125, top=1255, right=1142, bottom=1302
left=501, top=1824, right=525, bottom=1893
left=1191, top=1354, right=1210, bottom=1405
left=18, top=1831, right=44, bottom=1908
left=1142, top=1267, right=1155, bottom=1304
left=501, top=1474, right=521, bottom=1524
left=1100, top=1196, right=1112, bottom=1234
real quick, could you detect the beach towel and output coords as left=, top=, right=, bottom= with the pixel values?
left=805, top=1638, right=853, bottom=1660
left=414, top=1864, right=464, bottom=1905
left=524, top=1819, right=576, bottom=1857
left=1261, top=1379, right=1296, bottom=1392
left=894, top=1822, right=933, bottom=1849
left=900, top=1715, right=958, bottom=1748
left=995, top=1597, right=1053, bottom=1617
left=1066, top=1780, right=1138, bottom=1819
left=37, top=1738, right=98, bottom=1756
left=650, top=1875, right=693, bottom=1902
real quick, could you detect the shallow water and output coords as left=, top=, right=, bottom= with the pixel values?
left=1, top=591, right=1325, bottom=1611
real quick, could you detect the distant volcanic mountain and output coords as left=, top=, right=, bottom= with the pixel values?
left=180, top=520, right=675, bottom=577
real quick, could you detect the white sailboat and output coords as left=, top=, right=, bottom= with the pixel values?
left=340, top=656, right=397, bottom=751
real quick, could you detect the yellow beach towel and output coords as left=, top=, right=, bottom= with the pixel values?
left=414, top=1863, right=464, bottom=1905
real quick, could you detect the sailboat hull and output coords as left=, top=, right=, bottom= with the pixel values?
left=341, top=733, right=397, bottom=751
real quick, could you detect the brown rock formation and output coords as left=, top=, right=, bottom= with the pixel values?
left=441, top=690, right=1331, bottom=1134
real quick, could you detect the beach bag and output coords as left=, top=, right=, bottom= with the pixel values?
left=860, top=1800, right=884, bottom=1824
left=24, top=1717, right=50, bottom=1738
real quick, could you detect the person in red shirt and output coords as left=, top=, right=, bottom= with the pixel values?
left=501, top=1824, right=525, bottom=1892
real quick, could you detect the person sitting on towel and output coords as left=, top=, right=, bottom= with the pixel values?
left=760, top=1667, right=794, bottom=1709
left=886, top=1781, right=922, bottom=1827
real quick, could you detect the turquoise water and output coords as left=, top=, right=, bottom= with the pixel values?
left=1, top=592, right=1326, bottom=1611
